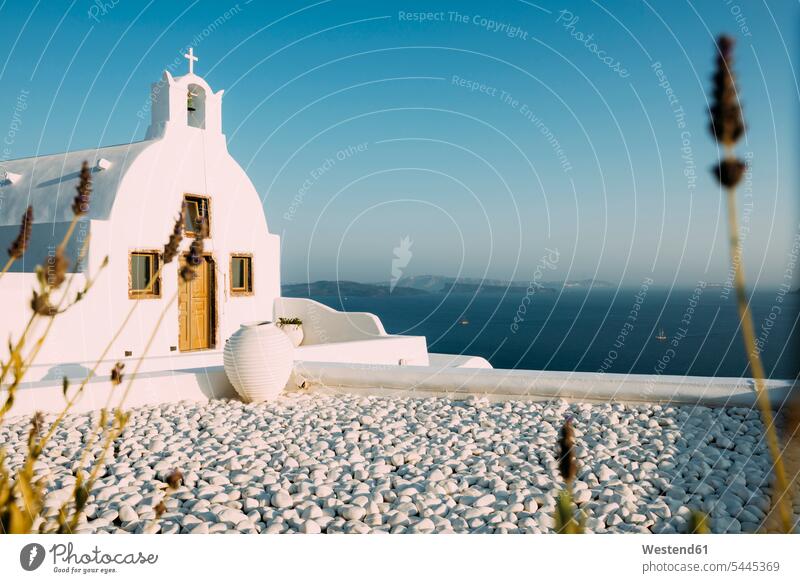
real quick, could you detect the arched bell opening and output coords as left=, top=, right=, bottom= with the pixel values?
left=187, top=83, right=206, bottom=129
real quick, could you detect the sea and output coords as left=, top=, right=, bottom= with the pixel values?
left=306, top=286, right=799, bottom=379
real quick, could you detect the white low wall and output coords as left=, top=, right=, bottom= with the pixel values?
left=9, top=366, right=237, bottom=419
left=295, top=336, right=429, bottom=366
left=293, top=362, right=798, bottom=409
left=6, top=354, right=796, bottom=419
left=274, top=297, right=388, bottom=342
left=4, top=334, right=426, bottom=417
left=6, top=351, right=237, bottom=418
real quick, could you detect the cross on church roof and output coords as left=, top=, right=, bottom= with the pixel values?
left=184, top=47, right=198, bottom=75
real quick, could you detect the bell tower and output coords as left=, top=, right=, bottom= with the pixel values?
left=145, top=48, right=224, bottom=140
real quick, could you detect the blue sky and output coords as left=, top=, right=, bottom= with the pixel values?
left=0, top=0, right=797, bottom=288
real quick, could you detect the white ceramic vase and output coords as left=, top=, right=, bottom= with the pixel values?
left=279, top=323, right=304, bottom=347
left=223, top=321, right=294, bottom=403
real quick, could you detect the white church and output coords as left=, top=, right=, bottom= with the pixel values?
left=0, top=49, right=282, bottom=364
left=0, top=51, right=487, bottom=412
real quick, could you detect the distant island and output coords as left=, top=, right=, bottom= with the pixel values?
left=282, top=276, right=614, bottom=297
left=444, top=282, right=557, bottom=295
left=281, top=280, right=427, bottom=297
left=390, top=275, right=613, bottom=293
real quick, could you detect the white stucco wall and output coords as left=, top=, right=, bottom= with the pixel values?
left=97, top=124, right=280, bottom=363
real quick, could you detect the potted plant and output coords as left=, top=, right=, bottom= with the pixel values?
left=277, top=317, right=304, bottom=347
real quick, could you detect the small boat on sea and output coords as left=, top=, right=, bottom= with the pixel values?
left=655, top=327, right=667, bottom=341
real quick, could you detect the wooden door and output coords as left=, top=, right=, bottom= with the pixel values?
left=178, top=256, right=214, bottom=351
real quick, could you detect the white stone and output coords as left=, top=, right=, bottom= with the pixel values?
left=118, top=505, right=138, bottom=523
left=301, top=505, right=323, bottom=520
left=300, top=520, right=321, bottom=534
left=218, top=508, right=249, bottom=525
left=597, top=465, right=616, bottom=482
left=272, top=490, right=294, bottom=509
left=188, top=522, right=210, bottom=534
left=315, top=485, right=333, bottom=498
left=428, top=469, right=445, bottom=482
left=473, top=494, right=496, bottom=507
left=574, top=489, right=592, bottom=504
left=340, top=506, right=367, bottom=521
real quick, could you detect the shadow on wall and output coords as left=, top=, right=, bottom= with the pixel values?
left=40, top=363, right=92, bottom=381
left=184, top=366, right=238, bottom=400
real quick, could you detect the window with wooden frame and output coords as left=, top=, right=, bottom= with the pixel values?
left=129, top=251, right=161, bottom=298
left=183, top=194, right=210, bottom=237
left=230, top=254, right=253, bottom=295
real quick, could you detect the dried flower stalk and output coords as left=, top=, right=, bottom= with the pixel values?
left=554, top=417, right=583, bottom=533
left=162, top=206, right=185, bottom=265
left=180, top=228, right=204, bottom=283
left=763, top=400, right=800, bottom=532
left=72, top=161, right=92, bottom=216
left=688, top=511, right=710, bottom=534
left=1, top=206, right=34, bottom=281
left=708, top=35, right=792, bottom=533
left=110, top=362, right=124, bottom=386
left=558, top=417, right=576, bottom=485
left=7, top=206, right=33, bottom=260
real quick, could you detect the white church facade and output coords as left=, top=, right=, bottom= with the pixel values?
left=0, top=51, right=441, bottom=395
left=0, top=51, right=278, bottom=365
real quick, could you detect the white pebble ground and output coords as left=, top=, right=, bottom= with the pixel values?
left=1, top=393, right=787, bottom=534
